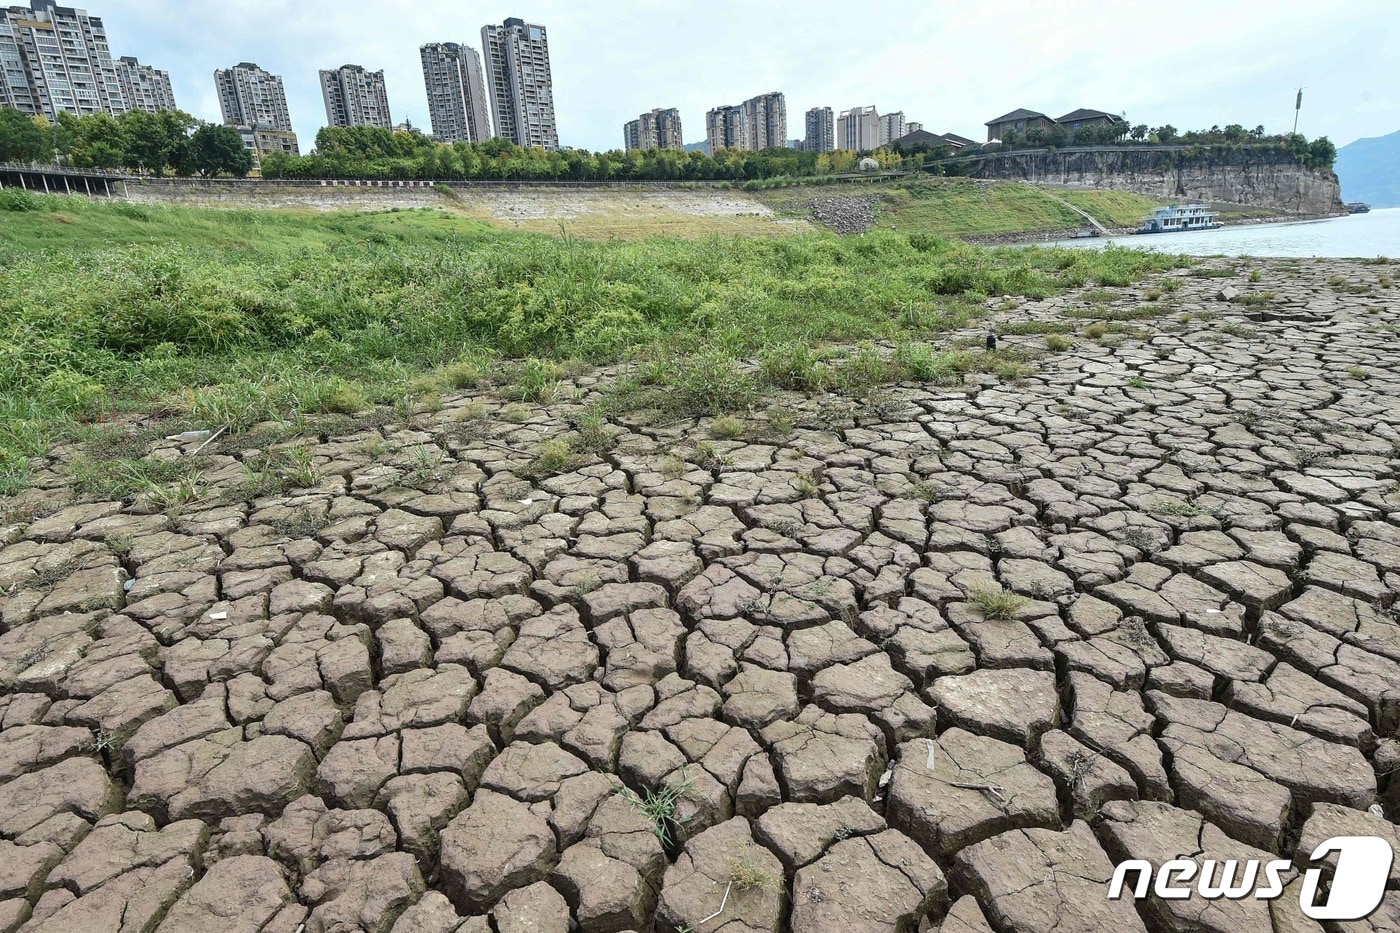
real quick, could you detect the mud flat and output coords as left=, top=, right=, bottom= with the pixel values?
left=1, top=258, right=1398, bottom=931
left=124, top=182, right=809, bottom=238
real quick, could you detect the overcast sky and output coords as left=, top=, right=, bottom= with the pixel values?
left=98, top=0, right=1396, bottom=152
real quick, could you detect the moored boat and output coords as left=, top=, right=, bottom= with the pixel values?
left=1136, top=204, right=1220, bottom=234
left=1346, top=202, right=1371, bottom=214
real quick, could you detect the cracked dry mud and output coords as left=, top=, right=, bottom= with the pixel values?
left=2, top=257, right=1399, bottom=933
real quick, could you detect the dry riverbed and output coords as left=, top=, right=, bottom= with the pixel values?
left=1, top=258, right=1398, bottom=931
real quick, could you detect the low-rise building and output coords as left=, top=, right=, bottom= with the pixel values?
left=1055, top=108, right=1125, bottom=139
left=984, top=107, right=1055, bottom=141
left=234, top=125, right=300, bottom=165
left=888, top=128, right=962, bottom=152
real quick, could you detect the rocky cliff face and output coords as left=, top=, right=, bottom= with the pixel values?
left=963, top=147, right=1344, bottom=215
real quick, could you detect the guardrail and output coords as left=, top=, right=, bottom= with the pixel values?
left=0, top=162, right=914, bottom=192
left=0, top=161, right=134, bottom=178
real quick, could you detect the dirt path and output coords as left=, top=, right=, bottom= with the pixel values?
left=1, top=259, right=1398, bottom=931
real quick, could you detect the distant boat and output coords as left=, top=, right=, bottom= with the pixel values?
left=1346, top=201, right=1371, bottom=214
left=1137, top=204, right=1220, bottom=234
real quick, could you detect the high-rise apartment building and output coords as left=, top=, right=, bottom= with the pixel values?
left=706, top=92, right=786, bottom=153
left=320, top=64, right=392, bottom=129
left=705, top=103, right=746, bottom=152
left=879, top=111, right=906, bottom=146
left=114, top=56, right=175, bottom=112
left=744, top=91, right=785, bottom=150
left=906, top=121, right=923, bottom=134
left=623, top=107, right=683, bottom=151
left=837, top=105, right=880, bottom=151
left=0, top=0, right=126, bottom=118
left=804, top=106, right=834, bottom=152
left=420, top=42, right=491, bottom=144
left=215, top=62, right=293, bottom=132
left=481, top=17, right=558, bottom=150
left=215, top=62, right=298, bottom=159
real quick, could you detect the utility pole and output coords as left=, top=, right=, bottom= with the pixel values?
left=1292, top=87, right=1303, bottom=136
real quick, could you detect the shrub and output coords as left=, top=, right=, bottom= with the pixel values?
left=0, top=189, right=41, bottom=212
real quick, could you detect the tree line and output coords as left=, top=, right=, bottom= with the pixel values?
left=0, top=107, right=253, bottom=177
left=992, top=121, right=1337, bottom=169
left=257, top=126, right=937, bottom=182
left=0, top=108, right=1337, bottom=181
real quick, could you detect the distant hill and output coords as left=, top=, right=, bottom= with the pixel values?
left=1336, top=129, right=1400, bottom=207
left=684, top=140, right=709, bottom=155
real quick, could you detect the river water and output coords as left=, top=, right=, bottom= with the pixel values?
left=1043, top=206, right=1399, bottom=258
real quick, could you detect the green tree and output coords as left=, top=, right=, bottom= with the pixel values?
left=1307, top=136, right=1337, bottom=170
left=0, top=107, right=49, bottom=161
left=118, top=109, right=195, bottom=175
left=1130, top=124, right=1148, bottom=141
left=187, top=124, right=253, bottom=177
left=54, top=112, right=124, bottom=168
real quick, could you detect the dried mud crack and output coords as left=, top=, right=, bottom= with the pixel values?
left=1, top=258, right=1399, bottom=932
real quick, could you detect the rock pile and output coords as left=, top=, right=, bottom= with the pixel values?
left=807, top=195, right=879, bottom=234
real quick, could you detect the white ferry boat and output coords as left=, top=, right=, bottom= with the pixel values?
left=1137, top=204, right=1220, bottom=234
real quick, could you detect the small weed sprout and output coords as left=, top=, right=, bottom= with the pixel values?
left=17, top=644, right=52, bottom=669
left=1117, top=615, right=1156, bottom=647
left=659, top=455, right=688, bottom=480
left=85, top=728, right=121, bottom=755
left=692, top=441, right=728, bottom=471
left=144, top=470, right=205, bottom=510
left=1146, top=499, right=1216, bottom=518
left=272, top=508, right=323, bottom=539
left=794, top=471, right=819, bottom=497
left=614, top=768, right=694, bottom=846
left=572, top=572, right=601, bottom=596
left=968, top=583, right=1027, bottom=620
left=1292, top=447, right=1328, bottom=469
left=708, top=416, right=746, bottom=440
left=1065, top=749, right=1098, bottom=790
left=282, top=446, right=322, bottom=488
left=1123, top=527, right=1160, bottom=554
left=570, top=410, right=613, bottom=456
left=499, top=403, right=530, bottom=424
left=729, top=856, right=779, bottom=892
left=529, top=439, right=577, bottom=476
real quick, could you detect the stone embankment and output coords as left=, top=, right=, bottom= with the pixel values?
left=962, top=146, right=1344, bottom=216
left=1, top=259, right=1398, bottom=931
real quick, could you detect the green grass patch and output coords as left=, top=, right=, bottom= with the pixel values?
left=0, top=194, right=1182, bottom=496
left=1051, top=189, right=1166, bottom=227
